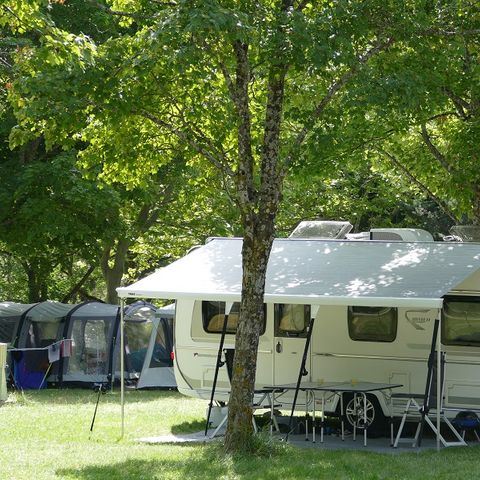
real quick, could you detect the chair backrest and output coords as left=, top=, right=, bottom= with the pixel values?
left=224, top=348, right=235, bottom=383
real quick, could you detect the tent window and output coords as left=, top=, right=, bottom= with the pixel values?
left=202, top=302, right=266, bottom=335
left=125, top=320, right=154, bottom=373
left=274, top=304, right=310, bottom=338
left=443, top=298, right=480, bottom=347
left=27, top=320, right=61, bottom=348
left=348, top=306, right=397, bottom=342
left=149, top=318, right=174, bottom=368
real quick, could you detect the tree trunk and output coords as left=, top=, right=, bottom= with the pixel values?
left=24, top=262, right=48, bottom=302
left=101, top=239, right=130, bottom=304
left=224, top=214, right=275, bottom=452
left=224, top=15, right=287, bottom=451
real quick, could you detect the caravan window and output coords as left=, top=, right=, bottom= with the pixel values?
left=443, top=299, right=480, bottom=347
left=275, top=304, right=310, bottom=338
left=348, top=306, right=397, bottom=342
left=202, top=302, right=266, bottom=334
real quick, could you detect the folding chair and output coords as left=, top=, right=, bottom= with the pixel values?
left=393, top=351, right=466, bottom=448
left=209, top=349, right=281, bottom=438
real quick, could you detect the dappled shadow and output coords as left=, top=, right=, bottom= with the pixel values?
left=56, top=458, right=224, bottom=480
left=55, top=444, right=327, bottom=480
left=55, top=450, right=235, bottom=480
left=266, top=239, right=480, bottom=301
left=55, top=439, right=473, bottom=480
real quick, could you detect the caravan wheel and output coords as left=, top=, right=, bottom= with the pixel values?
left=344, top=394, right=386, bottom=432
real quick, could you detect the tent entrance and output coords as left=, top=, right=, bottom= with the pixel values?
left=137, top=305, right=176, bottom=389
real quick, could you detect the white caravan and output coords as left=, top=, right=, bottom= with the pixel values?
left=117, top=232, right=480, bottom=427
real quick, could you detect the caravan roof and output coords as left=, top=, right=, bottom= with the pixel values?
left=117, top=238, right=480, bottom=308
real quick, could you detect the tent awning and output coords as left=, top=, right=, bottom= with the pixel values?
left=117, top=238, right=480, bottom=308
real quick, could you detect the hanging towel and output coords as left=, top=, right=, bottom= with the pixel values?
left=48, top=343, right=60, bottom=363
left=61, top=339, right=72, bottom=358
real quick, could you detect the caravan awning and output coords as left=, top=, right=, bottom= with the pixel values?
left=117, top=238, right=480, bottom=308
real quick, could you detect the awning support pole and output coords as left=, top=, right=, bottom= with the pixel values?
left=437, top=309, right=442, bottom=451
left=205, top=302, right=232, bottom=436
left=120, top=297, right=125, bottom=439
left=286, top=304, right=319, bottom=441
left=417, top=317, right=440, bottom=447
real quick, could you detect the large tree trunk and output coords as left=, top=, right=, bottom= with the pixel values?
left=24, top=261, right=49, bottom=302
left=224, top=214, right=275, bottom=451
left=101, top=239, right=130, bottom=304
left=224, top=31, right=286, bottom=451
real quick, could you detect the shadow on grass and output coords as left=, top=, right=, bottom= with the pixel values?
left=55, top=443, right=296, bottom=480
left=171, top=419, right=206, bottom=434
left=56, top=440, right=458, bottom=480
left=57, top=457, right=229, bottom=480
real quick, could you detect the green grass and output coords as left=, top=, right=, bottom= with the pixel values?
left=1, top=389, right=480, bottom=479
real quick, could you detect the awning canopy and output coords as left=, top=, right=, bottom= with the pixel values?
left=117, top=238, right=480, bottom=308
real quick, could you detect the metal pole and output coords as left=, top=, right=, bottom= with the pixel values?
left=286, top=304, right=319, bottom=441
left=437, top=309, right=442, bottom=451
left=417, top=317, right=439, bottom=447
left=120, top=298, right=125, bottom=439
left=205, top=302, right=232, bottom=436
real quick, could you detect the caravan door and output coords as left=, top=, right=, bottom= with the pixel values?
left=273, top=304, right=311, bottom=385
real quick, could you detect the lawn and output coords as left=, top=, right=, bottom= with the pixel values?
left=1, top=388, right=479, bottom=480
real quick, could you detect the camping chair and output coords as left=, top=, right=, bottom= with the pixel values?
left=393, top=351, right=466, bottom=448
left=209, top=348, right=281, bottom=438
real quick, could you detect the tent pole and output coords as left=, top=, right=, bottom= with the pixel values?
left=437, top=308, right=442, bottom=451
left=120, top=297, right=125, bottom=439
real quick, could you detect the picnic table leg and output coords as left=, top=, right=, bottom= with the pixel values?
left=363, top=393, right=367, bottom=447
left=305, top=390, right=309, bottom=441
left=321, top=393, right=325, bottom=443
left=340, top=393, right=345, bottom=441
left=312, top=391, right=316, bottom=443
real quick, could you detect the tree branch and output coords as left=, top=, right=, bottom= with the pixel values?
left=284, top=36, right=394, bottom=169
left=260, top=63, right=288, bottom=206
left=377, top=148, right=460, bottom=223
left=139, top=109, right=234, bottom=176
left=232, top=40, right=256, bottom=211
left=420, top=123, right=453, bottom=173
left=61, top=264, right=96, bottom=303
left=295, top=0, right=310, bottom=11
left=442, top=87, right=471, bottom=119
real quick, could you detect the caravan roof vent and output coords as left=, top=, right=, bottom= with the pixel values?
left=289, top=220, right=353, bottom=239
left=369, top=228, right=434, bottom=242
left=449, top=225, right=480, bottom=242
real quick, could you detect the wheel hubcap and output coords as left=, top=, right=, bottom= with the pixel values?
left=345, top=396, right=375, bottom=429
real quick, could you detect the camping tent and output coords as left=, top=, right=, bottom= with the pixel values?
left=5, top=300, right=173, bottom=389
left=137, top=303, right=176, bottom=389
left=13, top=301, right=73, bottom=389
left=0, top=302, right=37, bottom=346
left=59, top=301, right=121, bottom=385
left=0, top=302, right=37, bottom=380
